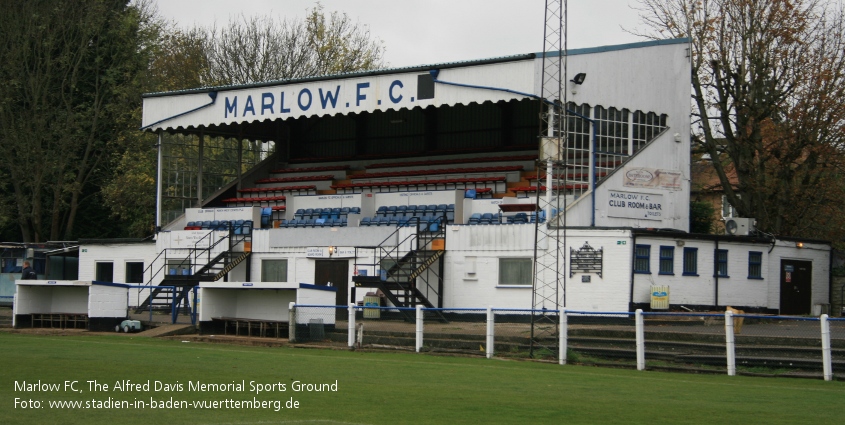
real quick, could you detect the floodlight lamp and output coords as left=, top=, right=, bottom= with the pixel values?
left=571, top=73, right=586, bottom=85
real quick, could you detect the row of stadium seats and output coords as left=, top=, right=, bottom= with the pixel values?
left=280, top=217, right=348, bottom=228
left=185, top=220, right=253, bottom=234
left=238, top=185, right=317, bottom=196
left=364, top=154, right=538, bottom=169
left=375, top=204, right=455, bottom=217
left=467, top=211, right=550, bottom=225
left=294, top=207, right=361, bottom=220
left=361, top=215, right=445, bottom=232
left=350, top=165, right=523, bottom=180
left=331, top=176, right=506, bottom=194
left=267, top=165, right=349, bottom=174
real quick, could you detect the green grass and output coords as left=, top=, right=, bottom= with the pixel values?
left=1, top=332, right=843, bottom=425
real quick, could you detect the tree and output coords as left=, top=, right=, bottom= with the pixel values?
left=203, top=4, right=386, bottom=85
left=633, top=0, right=845, bottom=243
left=0, top=0, right=150, bottom=242
left=101, top=4, right=387, bottom=233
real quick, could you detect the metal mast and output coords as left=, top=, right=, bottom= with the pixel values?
left=530, top=0, right=567, bottom=358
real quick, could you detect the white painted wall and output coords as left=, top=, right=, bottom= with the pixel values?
left=769, top=240, right=830, bottom=312
left=88, top=284, right=129, bottom=318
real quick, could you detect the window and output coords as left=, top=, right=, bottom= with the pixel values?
left=95, top=262, right=114, bottom=282
left=683, top=248, right=698, bottom=276
left=498, top=258, right=532, bottom=286
left=634, top=245, right=650, bottom=274
left=715, top=249, right=729, bottom=277
left=659, top=246, right=674, bottom=275
left=721, top=195, right=739, bottom=219
left=748, top=251, right=763, bottom=279
left=261, top=259, right=288, bottom=282
left=125, top=262, right=144, bottom=284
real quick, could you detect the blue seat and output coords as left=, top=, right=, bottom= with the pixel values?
left=398, top=217, right=410, bottom=227
left=219, top=220, right=230, bottom=230
left=186, top=221, right=196, bottom=227
left=182, top=268, right=191, bottom=276
left=446, top=211, right=455, bottom=223
left=243, top=220, right=253, bottom=234
left=340, top=217, right=348, bottom=227
left=426, top=204, right=437, bottom=214
left=303, top=208, right=314, bottom=219
left=376, top=206, right=388, bottom=217
left=396, top=205, right=407, bottom=216
left=360, top=217, right=372, bottom=226
left=295, top=219, right=307, bottom=228
left=480, top=213, right=493, bottom=224
left=330, top=207, right=341, bottom=219
left=169, top=268, right=177, bottom=275
left=386, top=206, right=397, bottom=217
left=378, top=216, right=391, bottom=226
left=465, top=189, right=477, bottom=199
left=315, top=218, right=327, bottom=226
left=406, top=205, right=417, bottom=217
left=341, top=207, right=350, bottom=216
left=447, top=203, right=455, bottom=211
left=312, top=208, right=323, bottom=218
left=233, top=219, right=245, bottom=235
left=210, top=220, right=220, bottom=230
left=350, top=207, right=361, bottom=214
left=295, top=208, right=306, bottom=219
left=468, top=213, right=481, bottom=225
left=511, top=212, right=528, bottom=224
left=436, top=204, right=448, bottom=212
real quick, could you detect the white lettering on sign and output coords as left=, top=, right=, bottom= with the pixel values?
left=607, top=191, right=664, bottom=221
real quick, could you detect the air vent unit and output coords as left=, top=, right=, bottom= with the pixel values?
left=725, top=218, right=756, bottom=236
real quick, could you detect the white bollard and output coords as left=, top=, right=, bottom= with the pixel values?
left=821, top=314, right=832, bottom=381
left=415, top=304, right=423, bottom=353
left=559, top=308, right=567, bottom=365
left=416, top=304, right=423, bottom=353
left=635, top=309, right=645, bottom=371
left=288, top=302, right=296, bottom=342
left=725, top=310, right=736, bottom=376
left=486, top=306, right=494, bottom=359
left=348, top=303, right=356, bottom=350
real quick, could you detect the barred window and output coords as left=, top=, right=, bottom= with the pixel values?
left=634, top=245, right=650, bottom=274
left=659, top=246, right=674, bottom=275
left=748, top=251, right=763, bottom=279
left=715, top=249, right=729, bottom=277
left=683, top=248, right=698, bottom=276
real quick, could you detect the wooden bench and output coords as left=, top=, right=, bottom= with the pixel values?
left=31, top=313, right=88, bottom=329
left=214, top=317, right=288, bottom=338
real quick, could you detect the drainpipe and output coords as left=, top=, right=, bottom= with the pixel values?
left=629, top=232, right=637, bottom=310
left=155, top=132, right=162, bottom=230
left=714, top=239, right=719, bottom=308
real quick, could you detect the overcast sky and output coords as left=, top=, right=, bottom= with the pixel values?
left=152, top=0, right=646, bottom=68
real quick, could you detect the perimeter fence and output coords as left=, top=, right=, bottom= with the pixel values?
left=291, top=305, right=845, bottom=380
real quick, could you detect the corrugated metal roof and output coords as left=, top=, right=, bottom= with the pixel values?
left=142, top=53, right=535, bottom=98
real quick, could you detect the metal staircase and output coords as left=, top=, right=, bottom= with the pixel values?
left=136, top=226, right=252, bottom=314
left=352, top=216, right=448, bottom=322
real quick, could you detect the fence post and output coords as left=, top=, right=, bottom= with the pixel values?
left=171, top=288, right=177, bottom=324
left=821, top=314, right=832, bottom=381
left=288, top=302, right=296, bottom=343
left=486, top=306, right=494, bottom=359
left=192, top=287, right=198, bottom=326
left=635, top=309, right=645, bottom=371
left=348, top=304, right=356, bottom=350
left=559, top=308, right=567, bottom=365
left=725, top=310, right=736, bottom=376
left=415, top=305, right=423, bottom=353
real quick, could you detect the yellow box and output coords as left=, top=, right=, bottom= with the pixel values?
left=431, top=238, right=445, bottom=251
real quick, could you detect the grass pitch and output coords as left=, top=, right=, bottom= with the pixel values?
left=1, top=332, right=843, bottom=425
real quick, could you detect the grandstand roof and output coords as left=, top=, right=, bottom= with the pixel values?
left=140, top=38, right=690, bottom=138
